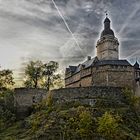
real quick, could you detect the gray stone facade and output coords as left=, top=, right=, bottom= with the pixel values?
left=50, top=86, right=126, bottom=107
left=65, top=63, right=135, bottom=89
left=14, top=86, right=125, bottom=110
left=13, top=86, right=129, bottom=119
left=14, top=88, right=47, bottom=107
left=96, top=35, right=119, bottom=60
left=14, top=88, right=47, bottom=119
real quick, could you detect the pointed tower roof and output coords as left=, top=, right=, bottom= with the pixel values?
left=104, top=17, right=110, bottom=23
left=101, top=14, right=114, bottom=38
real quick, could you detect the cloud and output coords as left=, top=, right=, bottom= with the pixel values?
left=0, top=0, right=140, bottom=83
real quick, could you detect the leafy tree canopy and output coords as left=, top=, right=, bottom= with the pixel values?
left=24, top=60, right=64, bottom=90
left=0, top=69, right=14, bottom=89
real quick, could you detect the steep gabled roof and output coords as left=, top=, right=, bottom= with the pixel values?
left=74, top=57, right=98, bottom=73
left=66, top=66, right=77, bottom=73
left=82, top=57, right=98, bottom=68
left=95, top=60, right=132, bottom=66
left=69, top=66, right=77, bottom=72
left=66, top=57, right=98, bottom=74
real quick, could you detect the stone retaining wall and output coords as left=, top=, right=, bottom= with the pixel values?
left=14, top=88, right=47, bottom=107
left=14, top=86, right=125, bottom=119
left=50, top=86, right=125, bottom=106
left=14, top=88, right=47, bottom=119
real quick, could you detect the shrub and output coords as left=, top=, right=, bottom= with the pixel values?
left=97, top=112, right=121, bottom=139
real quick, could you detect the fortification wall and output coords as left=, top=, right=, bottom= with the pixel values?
left=14, top=88, right=47, bottom=119
left=92, top=66, right=134, bottom=88
left=14, top=87, right=125, bottom=108
left=14, top=88, right=47, bottom=107
left=50, top=86, right=125, bottom=106
left=14, top=86, right=126, bottom=119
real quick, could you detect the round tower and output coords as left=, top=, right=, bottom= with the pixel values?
left=96, top=15, right=119, bottom=60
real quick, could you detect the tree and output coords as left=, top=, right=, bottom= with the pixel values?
left=24, top=61, right=43, bottom=88
left=0, top=69, right=14, bottom=89
left=42, top=61, right=64, bottom=91
left=24, top=60, right=64, bottom=90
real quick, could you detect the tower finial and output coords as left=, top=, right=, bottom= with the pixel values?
left=105, top=10, right=108, bottom=17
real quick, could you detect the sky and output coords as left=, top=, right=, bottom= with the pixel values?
left=0, top=0, right=140, bottom=84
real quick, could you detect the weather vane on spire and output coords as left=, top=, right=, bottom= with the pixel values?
left=105, top=10, right=108, bottom=17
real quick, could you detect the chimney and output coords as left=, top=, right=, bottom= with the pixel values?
left=87, top=56, right=91, bottom=61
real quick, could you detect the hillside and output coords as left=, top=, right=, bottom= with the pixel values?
left=0, top=88, right=140, bottom=140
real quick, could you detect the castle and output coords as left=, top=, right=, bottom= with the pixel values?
left=65, top=15, right=140, bottom=90
left=13, top=15, right=140, bottom=120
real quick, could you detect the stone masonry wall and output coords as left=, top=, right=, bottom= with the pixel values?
left=14, top=88, right=47, bottom=119
left=96, top=37, right=119, bottom=60
left=92, top=66, right=134, bottom=88
left=80, top=76, right=92, bottom=87
left=50, top=86, right=125, bottom=106
left=14, top=87, right=125, bottom=109
left=14, top=86, right=128, bottom=119
left=14, top=88, right=47, bottom=107
left=65, top=64, right=135, bottom=89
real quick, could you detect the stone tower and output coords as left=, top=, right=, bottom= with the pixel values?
left=96, top=16, right=119, bottom=60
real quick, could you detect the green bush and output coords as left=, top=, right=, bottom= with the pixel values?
left=97, top=112, right=120, bottom=139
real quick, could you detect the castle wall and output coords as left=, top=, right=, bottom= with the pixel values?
left=65, top=68, right=92, bottom=87
left=92, top=70, right=107, bottom=86
left=92, top=65, right=134, bottom=88
left=66, top=76, right=92, bottom=88
left=14, top=88, right=47, bottom=107
left=50, top=86, right=125, bottom=106
left=14, top=86, right=126, bottom=119
left=14, top=88, right=47, bottom=119
left=107, top=69, right=134, bottom=88
left=65, top=72, right=80, bottom=87
left=66, top=81, right=80, bottom=88
left=14, top=87, right=124, bottom=107
left=65, top=65, right=135, bottom=89
left=81, top=76, right=92, bottom=87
